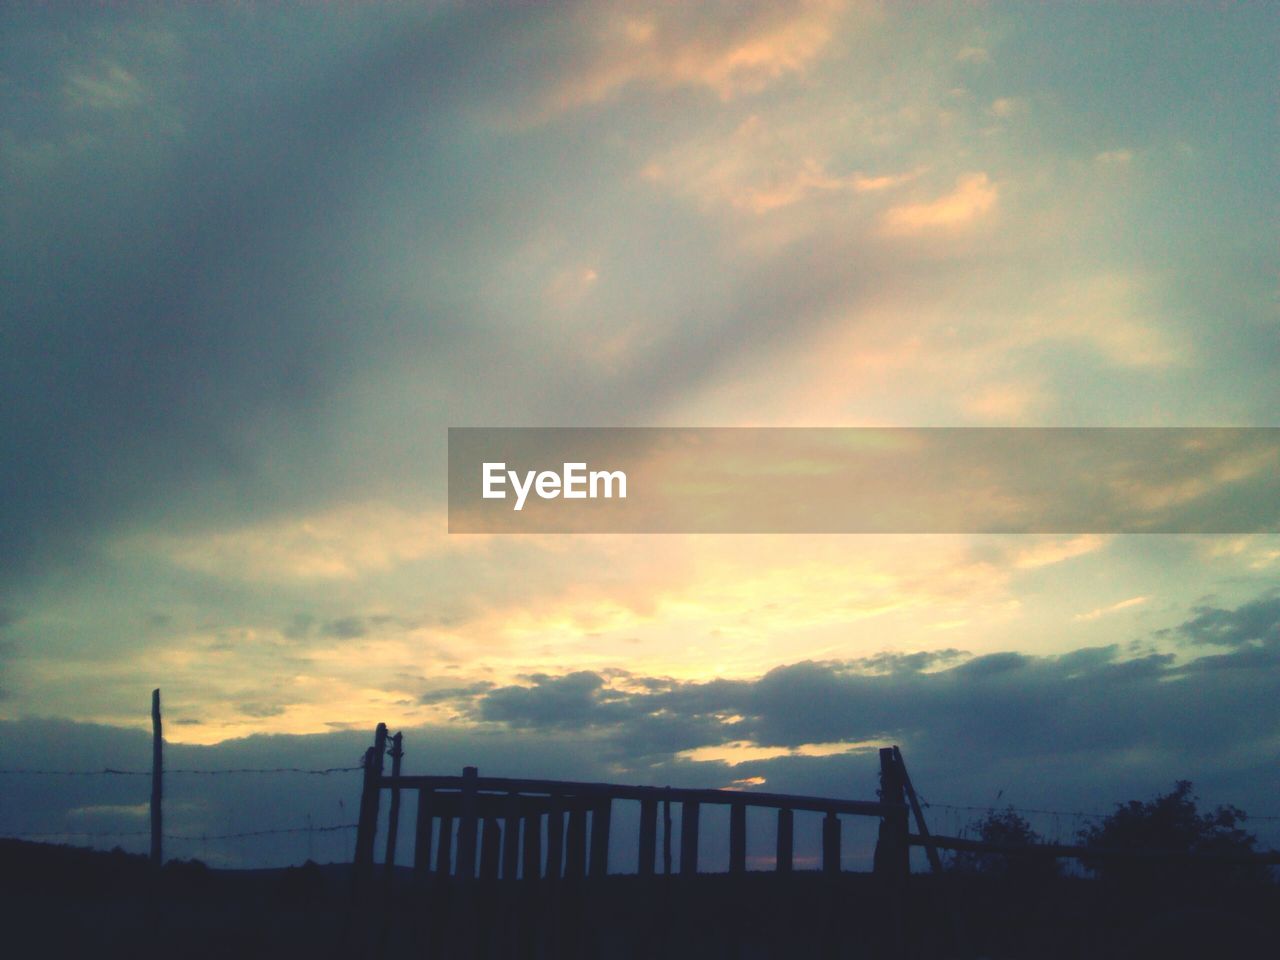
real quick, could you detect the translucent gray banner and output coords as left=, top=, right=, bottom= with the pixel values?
left=448, top=428, right=1280, bottom=533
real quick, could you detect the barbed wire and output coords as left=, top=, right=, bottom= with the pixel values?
left=3, top=823, right=358, bottom=842
left=920, top=799, right=1280, bottom=823
left=0, top=766, right=361, bottom=777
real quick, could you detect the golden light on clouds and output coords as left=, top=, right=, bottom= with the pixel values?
left=881, top=172, right=998, bottom=234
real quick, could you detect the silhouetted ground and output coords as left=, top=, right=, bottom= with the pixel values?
left=2, top=840, right=1276, bottom=959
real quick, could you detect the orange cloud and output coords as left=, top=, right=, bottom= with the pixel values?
left=881, top=172, right=997, bottom=234
left=551, top=0, right=847, bottom=108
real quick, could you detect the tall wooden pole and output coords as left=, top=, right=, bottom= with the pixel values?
left=382, top=731, right=404, bottom=885
left=150, top=688, right=163, bottom=868
left=354, top=723, right=388, bottom=889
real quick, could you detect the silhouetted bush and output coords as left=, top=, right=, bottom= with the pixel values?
left=1078, top=780, right=1270, bottom=891
left=952, top=806, right=1060, bottom=883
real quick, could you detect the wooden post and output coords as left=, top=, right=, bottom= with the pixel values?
left=588, top=799, right=611, bottom=878
left=353, top=723, right=388, bottom=888
left=893, top=745, right=942, bottom=874
left=150, top=689, right=162, bottom=868
left=565, top=805, right=587, bottom=880
left=776, top=808, right=793, bottom=873
left=662, top=798, right=673, bottom=875
left=382, top=732, right=404, bottom=883
left=874, top=747, right=909, bottom=880
left=435, top=814, right=454, bottom=876
left=413, top=790, right=435, bottom=879
left=546, top=797, right=564, bottom=879
left=729, top=803, right=747, bottom=875
left=679, top=801, right=700, bottom=876
left=522, top=810, right=542, bottom=881
left=822, top=812, right=841, bottom=875
left=456, top=765, right=479, bottom=881
left=480, top=817, right=501, bottom=881
left=638, top=798, right=657, bottom=877
left=502, top=794, right=522, bottom=881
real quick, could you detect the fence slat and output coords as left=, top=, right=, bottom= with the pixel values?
left=546, top=798, right=564, bottom=880
left=566, top=806, right=588, bottom=880
left=663, top=799, right=673, bottom=875
left=638, top=798, right=657, bottom=877
left=730, top=803, right=747, bottom=875
left=436, top=814, right=454, bottom=876
left=413, top=789, right=435, bottom=879
left=456, top=765, right=479, bottom=881
left=776, top=808, right=793, bottom=873
left=480, top=816, right=501, bottom=881
left=589, top=800, right=611, bottom=878
left=503, top=793, right=522, bottom=880
left=680, top=801, right=700, bottom=876
left=823, top=812, right=841, bottom=875
left=523, top=810, right=542, bottom=880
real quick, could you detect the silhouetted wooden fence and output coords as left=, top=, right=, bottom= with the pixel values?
left=349, top=724, right=915, bottom=958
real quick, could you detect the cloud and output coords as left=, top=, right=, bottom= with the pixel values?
left=5, top=593, right=1280, bottom=866
left=1074, top=595, right=1149, bottom=622
left=987, top=97, right=1026, bottom=119
left=549, top=0, right=846, bottom=109
left=429, top=593, right=1280, bottom=774
left=125, top=505, right=455, bottom=582
left=881, top=173, right=997, bottom=234
left=1094, top=148, right=1133, bottom=166
left=1169, top=593, right=1280, bottom=648
left=641, top=113, right=921, bottom=216
left=955, top=46, right=991, bottom=64
left=63, top=61, right=146, bottom=110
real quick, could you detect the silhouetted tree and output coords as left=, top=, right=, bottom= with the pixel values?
left=1078, top=780, right=1268, bottom=890
left=953, top=806, right=1059, bottom=882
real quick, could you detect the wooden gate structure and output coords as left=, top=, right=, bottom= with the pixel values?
left=349, top=724, right=922, bottom=958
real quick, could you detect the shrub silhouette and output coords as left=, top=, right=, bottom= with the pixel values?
left=1077, top=780, right=1268, bottom=890
left=952, top=806, right=1060, bottom=883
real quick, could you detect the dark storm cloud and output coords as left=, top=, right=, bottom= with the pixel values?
left=421, top=591, right=1280, bottom=791
left=417, top=681, right=494, bottom=706
left=1167, top=592, right=1280, bottom=647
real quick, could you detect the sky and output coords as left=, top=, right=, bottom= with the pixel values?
left=2, top=1, right=1278, bottom=866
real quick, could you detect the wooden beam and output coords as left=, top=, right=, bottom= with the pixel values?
left=382, top=775, right=891, bottom=818
left=893, top=746, right=942, bottom=874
